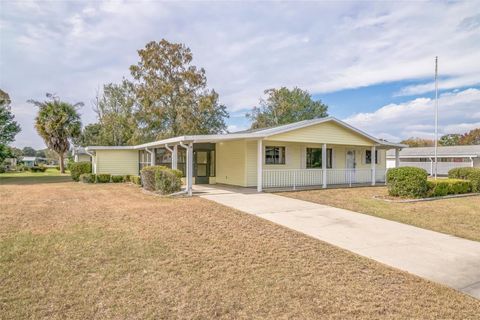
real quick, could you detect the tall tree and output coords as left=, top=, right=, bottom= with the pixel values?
left=0, top=89, right=21, bottom=154
left=93, top=80, right=136, bottom=146
left=246, top=87, right=328, bottom=129
left=28, top=94, right=82, bottom=173
left=439, top=133, right=461, bottom=146
left=459, top=128, right=480, bottom=145
left=75, top=123, right=104, bottom=147
left=130, top=39, right=228, bottom=142
left=22, top=147, right=36, bottom=156
left=400, top=137, right=435, bottom=147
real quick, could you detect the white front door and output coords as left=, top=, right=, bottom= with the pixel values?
left=346, top=150, right=356, bottom=169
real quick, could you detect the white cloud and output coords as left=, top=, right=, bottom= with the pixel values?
left=344, top=88, right=480, bottom=142
left=1, top=1, right=480, bottom=148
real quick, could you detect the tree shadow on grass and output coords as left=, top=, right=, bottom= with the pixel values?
left=0, top=175, right=73, bottom=185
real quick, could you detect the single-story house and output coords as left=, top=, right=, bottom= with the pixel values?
left=72, top=147, right=92, bottom=162
left=386, top=145, right=480, bottom=176
left=21, top=156, right=41, bottom=167
left=86, top=117, right=405, bottom=195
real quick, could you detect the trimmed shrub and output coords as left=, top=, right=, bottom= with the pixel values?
left=386, top=167, right=429, bottom=198
left=427, top=179, right=472, bottom=197
left=448, top=167, right=480, bottom=192
left=96, top=174, right=111, bottom=183
left=0, top=165, right=5, bottom=174
left=154, top=167, right=182, bottom=195
left=130, top=175, right=141, bottom=185
left=111, top=175, right=125, bottom=183
left=140, top=166, right=162, bottom=191
left=69, top=161, right=92, bottom=181
left=29, top=165, right=47, bottom=173
left=80, top=173, right=96, bottom=183
left=124, top=175, right=131, bottom=182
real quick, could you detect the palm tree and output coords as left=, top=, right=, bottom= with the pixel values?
left=29, top=94, right=83, bottom=173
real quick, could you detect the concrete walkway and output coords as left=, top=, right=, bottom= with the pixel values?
left=194, top=184, right=480, bottom=299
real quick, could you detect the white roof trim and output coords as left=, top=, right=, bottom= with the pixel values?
left=86, top=117, right=406, bottom=150
left=386, top=154, right=479, bottom=159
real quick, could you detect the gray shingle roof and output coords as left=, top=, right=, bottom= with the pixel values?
left=386, top=145, right=480, bottom=157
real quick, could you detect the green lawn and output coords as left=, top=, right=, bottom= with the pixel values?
left=0, top=168, right=71, bottom=185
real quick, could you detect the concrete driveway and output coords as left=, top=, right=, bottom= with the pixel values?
left=194, top=184, right=480, bottom=299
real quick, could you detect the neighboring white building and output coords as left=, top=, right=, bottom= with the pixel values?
left=386, top=145, right=480, bottom=176
left=72, top=147, right=92, bottom=162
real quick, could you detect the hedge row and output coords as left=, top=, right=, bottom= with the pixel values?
left=387, top=167, right=477, bottom=198
left=140, top=165, right=182, bottom=195
left=79, top=173, right=142, bottom=185
left=448, top=167, right=480, bottom=192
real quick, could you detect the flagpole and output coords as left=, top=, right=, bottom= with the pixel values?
left=434, top=56, right=438, bottom=180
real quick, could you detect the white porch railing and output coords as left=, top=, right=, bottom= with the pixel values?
left=263, top=168, right=386, bottom=189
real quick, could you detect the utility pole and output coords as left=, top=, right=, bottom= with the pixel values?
left=434, top=56, right=439, bottom=180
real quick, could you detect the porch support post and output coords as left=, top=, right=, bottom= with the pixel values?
left=187, top=143, right=193, bottom=196
left=322, top=143, right=327, bottom=188
left=371, top=146, right=376, bottom=186
left=257, top=139, right=263, bottom=192
left=429, top=157, right=433, bottom=176
left=395, top=148, right=400, bottom=167
left=172, top=145, right=178, bottom=170
left=145, top=148, right=155, bottom=166
left=165, top=144, right=177, bottom=170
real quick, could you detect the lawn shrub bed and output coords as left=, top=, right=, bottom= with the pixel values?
left=29, top=165, right=47, bottom=173
left=130, top=175, right=141, bottom=185
left=96, top=174, right=111, bottom=183
left=386, top=167, right=429, bottom=198
left=140, top=166, right=182, bottom=194
left=111, top=175, right=124, bottom=183
left=69, top=162, right=92, bottom=181
left=155, top=167, right=182, bottom=194
left=427, top=179, right=472, bottom=197
left=448, top=167, right=480, bottom=192
left=80, top=173, right=96, bottom=183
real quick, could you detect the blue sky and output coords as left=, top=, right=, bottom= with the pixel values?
left=1, top=1, right=479, bottom=148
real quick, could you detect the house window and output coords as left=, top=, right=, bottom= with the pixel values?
left=265, top=146, right=286, bottom=165
left=365, top=150, right=378, bottom=164
left=306, top=148, right=332, bottom=168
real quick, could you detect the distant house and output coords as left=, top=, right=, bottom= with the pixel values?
left=72, top=147, right=92, bottom=162
left=85, top=117, right=404, bottom=195
left=21, top=156, right=39, bottom=167
left=386, top=145, right=480, bottom=176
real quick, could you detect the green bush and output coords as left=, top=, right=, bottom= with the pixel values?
left=140, top=166, right=182, bottom=194
left=130, top=175, right=141, bottom=185
left=0, top=165, right=5, bottom=174
left=386, top=167, right=429, bottom=198
left=154, top=167, right=182, bottom=195
left=448, top=167, right=480, bottom=192
left=69, top=161, right=92, bottom=181
left=96, top=174, right=111, bottom=183
left=80, top=173, right=96, bottom=183
left=427, top=179, right=472, bottom=197
left=140, top=166, right=161, bottom=191
left=29, top=165, right=47, bottom=173
left=111, top=175, right=125, bottom=183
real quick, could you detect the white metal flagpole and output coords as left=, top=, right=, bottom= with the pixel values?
left=434, top=56, right=439, bottom=180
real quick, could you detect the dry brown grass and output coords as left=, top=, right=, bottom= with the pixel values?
left=1, top=179, right=479, bottom=319
left=282, top=186, right=480, bottom=242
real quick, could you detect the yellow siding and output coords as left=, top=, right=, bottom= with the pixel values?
left=216, top=140, right=246, bottom=186
left=267, top=121, right=375, bottom=146
left=95, top=150, right=139, bottom=176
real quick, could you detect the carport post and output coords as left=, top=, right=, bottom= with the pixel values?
left=371, top=146, right=376, bottom=186
left=257, top=139, right=263, bottom=192
left=172, top=145, right=178, bottom=170
left=187, top=143, right=193, bottom=196
left=322, top=143, right=327, bottom=188
left=395, top=148, right=400, bottom=168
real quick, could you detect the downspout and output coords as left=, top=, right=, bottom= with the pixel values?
left=85, top=148, right=96, bottom=174
left=470, top=156, right=474, bottom=168
left=145, top=147, right=154, bottom=166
